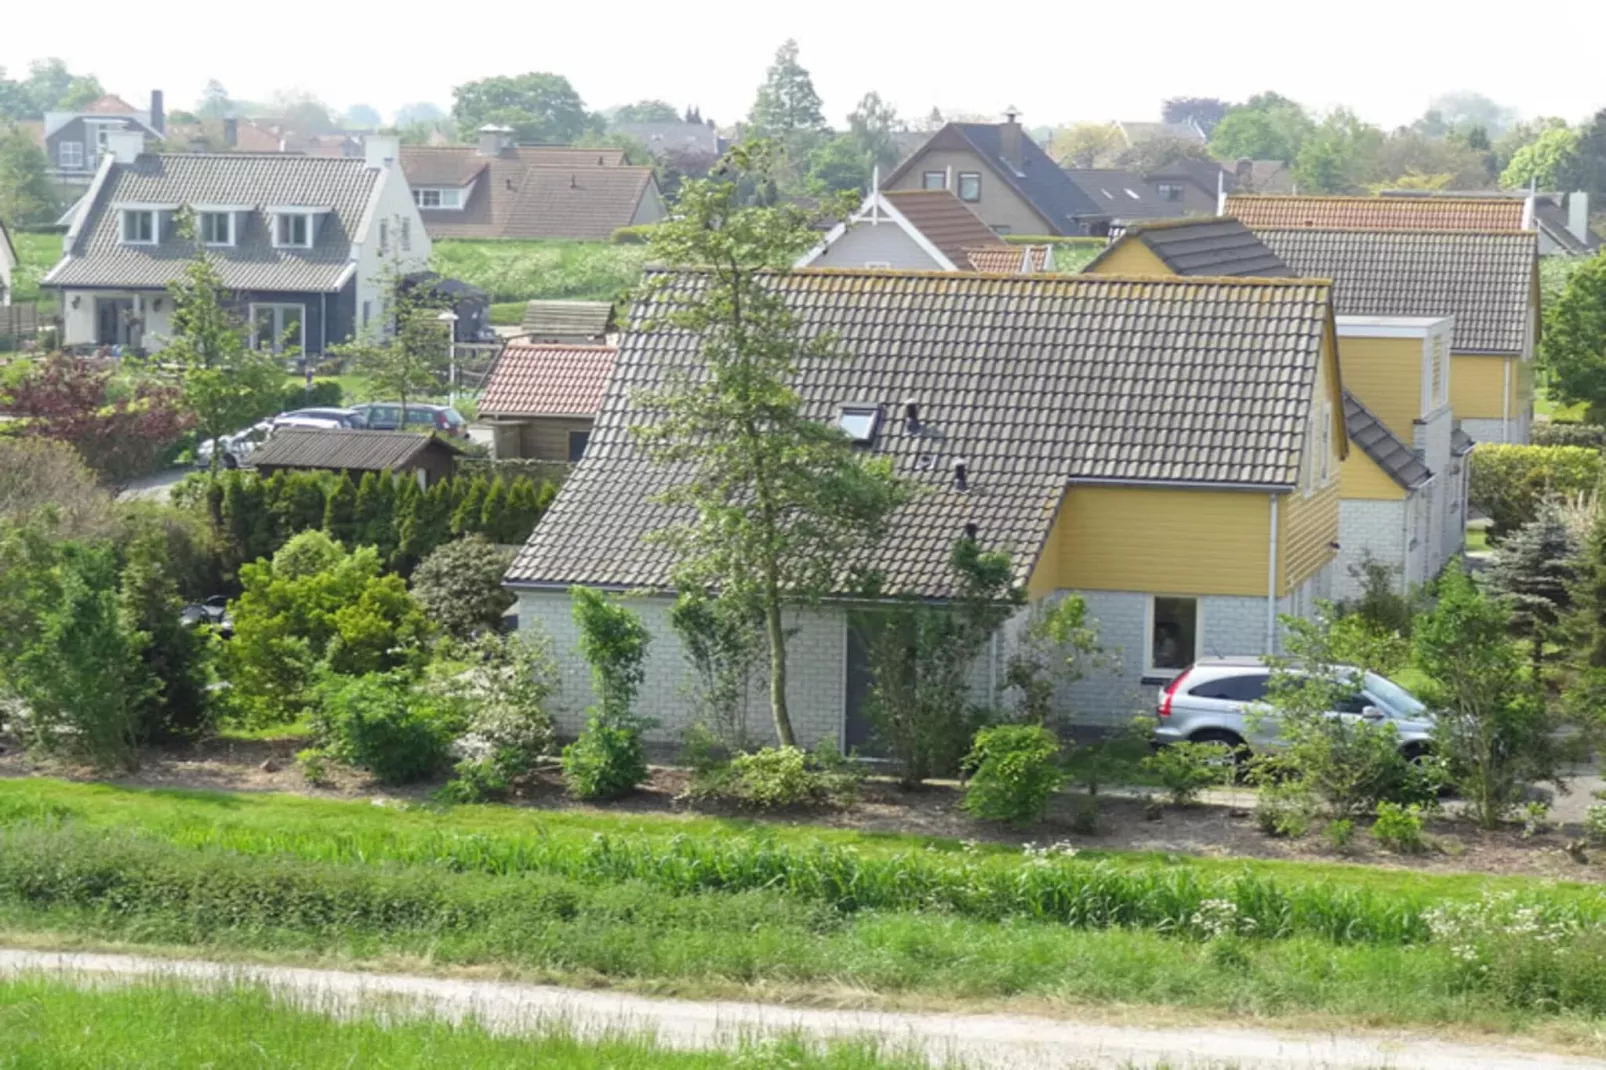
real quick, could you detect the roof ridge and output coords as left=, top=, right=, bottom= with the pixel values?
left=1229, top=193, right=1519, bottom=204
left=778, top=265, right=1330, bottom=288
left=1248, top=225, right=1538, bottom=238
left=1123, top=215, right=1236, bottom=232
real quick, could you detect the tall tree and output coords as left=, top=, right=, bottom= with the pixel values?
left=23, top=58, right=75, bottom=113
left=1209, top=92, right=1313, bottom=163
left=331, top=242, right=449, bottom=428
left=805, top=133, right=871, bottom=194
left=1499, top=125, right=1583, bottom=190
left=636, top=143, right=912, bottom=746
left=1050, top=122, right=1122, bottom=168
left=158, top=212, right=284, bottom=479
left=1539, top=250, right=1606, bottom=419
left=197, top=80, right=231, bottom=120
left=1488, top=495, right=1581, bottom=671
left=451, top=72, right=591, bottom=143
left=747, top=40, right=826, bottom=140
left=59, top=76, right=104, bottom=110
left=0, top=124, right=59, bottom=227
left=343, top=104, right=381, bottom=130
left=1162, top=96, right=1230, bottom=136
left=1573, top=108, right=1606, bottom=200
left=847, top=91, right=902, bottom=174
left=0, top=68, right=34, bottom=120
left=612, top=100, right=679, bottom=123
left=1425, top=91, right=1518, bottom=137
left=393, top=101, right=445, bottom=126
left=1293, top=108, right=1383, bottom=194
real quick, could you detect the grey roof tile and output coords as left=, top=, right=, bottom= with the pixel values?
left=507, top=269, right=1334, bottom=597
left=1343, top=391, right=1431, bottom=490
left=1087, top=217, right=1292, bottom=277
left=250, top=428, right=460, bottom=472
left=520, top=300, right=615, bottom=340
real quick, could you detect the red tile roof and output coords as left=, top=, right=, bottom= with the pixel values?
left=964, top=245, right=1054, bottom=273
left=882, top=190, right=1005, bottom=266
left=1226, top=195, right=1527, bottom=231
left=479, top=343, right=618, bottom=417
left=82, top=94, right=139, bottom=114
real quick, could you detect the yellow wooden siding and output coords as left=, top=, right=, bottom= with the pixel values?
left=1278, top=481, right=1340, bottom=593
left=1027, top=485, right=1273, bottom=598
left=1451, top=354, right=1511, bottom=419
left=1082, top=241, right=1169, bottom=276
left=1335, top=335, right=1420, bottom=440
left=1340, top=449, right=1407, bottom=501
left=518, top=417, right=593, bottom=461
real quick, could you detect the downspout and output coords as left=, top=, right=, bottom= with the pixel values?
left=1265, top=494, right=1279, bottom=653
left=1502, top=359, right=1511, bottom=442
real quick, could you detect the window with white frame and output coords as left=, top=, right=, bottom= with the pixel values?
left=1148, top=596, right=1199, bottom=676
left=378, top=219, right=389, bottom=255
left=957, top=172, right=981, bottom=202
left=400, top=218, right=411, bottom=252
left=58, top=141, right=84, bottom=169
left=1319, top=399, right=1334, bottom=485
left=922, top=170, right=946, bottom=190
left=1156, top=183, right=1184, bottom=202
left=274, top=213, right=312, bottom=248
left=251, top=303, right=304, bottom=353
left=120, top=209, right=156, bottom=245
left=199, top=211, right=233, bottom=246
left=412, top=187, right=463, bottom=210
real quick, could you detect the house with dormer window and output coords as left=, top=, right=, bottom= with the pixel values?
left=42, top=134, right=429, bottom=354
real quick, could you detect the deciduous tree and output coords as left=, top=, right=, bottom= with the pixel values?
left=451, top=72, right=591, bottom=143
left=0, top=123, right=59, bottom=227
left=1050, top=122, right=1122, bottom=168
left=331, top=248, right=449, bottom=429
left=5, top=356, right=190, bottom=484
left=611, top=100, right=679, bottom=124
left=1541, top=251, right=1606, bottom=420
left=1500, top=125, right=1583, bottom=190
left=1209, top=92, right=1313, bottom=163
left=846, top=91, right=902, bottom=174
left=1162, top=97, right=1230, bottom=136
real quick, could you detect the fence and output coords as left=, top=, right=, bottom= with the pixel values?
left=0, top=303, right=50, bottom=353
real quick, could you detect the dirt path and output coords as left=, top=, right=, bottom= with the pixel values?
left=0, top=948, right=1595, bottom=1069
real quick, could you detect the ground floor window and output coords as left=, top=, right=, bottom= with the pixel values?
left=1148, top=595, right=1198, bottom=675
left=251, top=303, right=304, bottom=353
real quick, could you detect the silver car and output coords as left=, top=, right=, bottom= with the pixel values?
left=1152, top=656, right=1435, bottom=759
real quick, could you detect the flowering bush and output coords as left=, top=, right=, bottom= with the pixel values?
left=1424, top=892, right=1606, bottom=1010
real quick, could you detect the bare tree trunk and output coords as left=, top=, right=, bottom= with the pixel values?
left=764, top=598, right=795, bottom=747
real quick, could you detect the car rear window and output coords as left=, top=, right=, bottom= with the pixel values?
left=406, top=409, right=438, bottom=426
left=1187, top=674, right=1268, bottom=702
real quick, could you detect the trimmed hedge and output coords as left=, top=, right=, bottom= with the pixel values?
left=610, top=223, right=662, bottom=245
left=279, top=379, right=344, bottom=411
left=1469, top=444, right=1603, bottom=537
left=1531, top=421, right=1606, bottom=450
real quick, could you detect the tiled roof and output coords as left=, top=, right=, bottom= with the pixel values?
left=882, top=190, right=1004, bottom=265
left=44, top=154, right=380, bottom=292
left=964, top=245, right=1053, bottom=273
left=84, top=94, right=139, bottom=114
left=1062, top=168, right=1186, bottom=221
left=1117, top=120, right=1206, bottom=146
left=499, top=168, right=657, bottom=240
left=400, top=145, right=646, bottom=241
left=520, top=300, right=615, bottom=340
left=250, top=428, right=458, bottom=472
left=507, top=269, right=1334, bottom=597
left=1253, top=227, right=1537, bottom=354
left=1086, top=217, right=1291, bottom=277
left=1228, top=195, right=1526, bottom=231
left=479, top=343, right=617, bottom=418
left=612, top=121, right=719, bottom=157
left=1344, top=391, right=1431, bottom=491
left=400, top=145, right=626, bottom=187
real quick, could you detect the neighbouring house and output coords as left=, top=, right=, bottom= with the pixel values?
left=250, top=428, right=461, bottom=487
left=42, top=134, right=429, bottom=354
left=519, top=300, right=615, bottom=343
left=611, top=121, right=722, bottom=161
left=504, top=270, right=1346, bottom=746
left=795, top=189, right=1054, bottom=272
left=44, top=91, right=166, bottom=186
left=478, top=342, right=617, bottom=462
left=404, top=272, right=491, bottom=342
left=0, top=217, right=15, bottom=305
left=1249, top=226, right=1539, bottom=445
left=1061, top=169, right=1186, bottom=225
left=1377, top=189, right=1600, bottom=256
left=1226, top=193, right=1527, bottom=231
left=1143, top=158, right=1293, bottom=216
left=1111, top=119, right=1208, bottom=149
left=1084, top=219, right=1465, bottom=597
left=882, top=111, right=1109, bottom=236
left=398, top=126, right=664, bottom=241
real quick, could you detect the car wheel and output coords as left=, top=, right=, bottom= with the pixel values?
left=1188, top=729, right=1252, bottom=779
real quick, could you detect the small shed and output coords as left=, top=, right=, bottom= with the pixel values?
left=519, top=300, right=615, bottom=344
left=478, top=343, right=616, bottom=462
left=250, top=428, right=462, bottom=487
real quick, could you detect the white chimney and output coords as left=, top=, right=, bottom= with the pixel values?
left=477, top=124, right=513, bottom=156
left=1569, top=192, right=1590, bottom=244
left=105, top=129, right=146, bottom=165
left=363, top=134, right=399, bottom=170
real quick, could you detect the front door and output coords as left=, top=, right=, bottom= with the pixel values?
left=94, top=297, right=135, bottom=345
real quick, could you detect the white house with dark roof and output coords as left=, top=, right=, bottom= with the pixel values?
left=44, top=134, right=428, bottom=354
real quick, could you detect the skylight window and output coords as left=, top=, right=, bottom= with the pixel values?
left=837, top=403, right=881, bottom=445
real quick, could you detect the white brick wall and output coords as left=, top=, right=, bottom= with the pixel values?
left=1463, top=416, right=1525, bottom=446
left=1335, top=498, right=1406, bottom=601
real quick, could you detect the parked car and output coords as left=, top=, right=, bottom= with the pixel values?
left=277, top=407, right=367, bottom=429
left=349, top=402, right=468, bottom=438
left=195, top=420, right=274, bottom=469
left=1152, top=656, right=1434, bottom=760
left=179, top=595, right=233, bottom=637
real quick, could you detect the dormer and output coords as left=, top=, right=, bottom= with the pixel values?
left=115, top=202, right=177, bottom=246
left=268, top=206, right=330, bottom=250
left=192, top=203, right=252, bottom=248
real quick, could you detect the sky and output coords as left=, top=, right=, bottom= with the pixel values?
left=7, top=0, right=1606, bottom=132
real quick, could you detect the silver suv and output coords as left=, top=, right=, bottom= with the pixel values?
left=1152, top=656, right=1435, bottom=759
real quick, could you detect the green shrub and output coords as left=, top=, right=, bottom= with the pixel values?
left=561, top=713, right=648, bottom=800
left=434, top=632, right=558, bottom=796
left=1255, top=781, right=1316, bottom=838
left=280, top=379, right=344, bottom=411
left=1469, top=444, right=1602, bottom=538
left=1532, top=421, right=1606, bottom=450
left=1325, top=818, right=1355, bottom=852
left=1142, top=741, right=1229, bottom=806
left=1372, top=801, right=1428, bottom=854
left=686, top=746, right=861, bottom=809
left=437, top=757, right=510, bottom=803
left=410, top=536, right=516, bottom=641
left=316, top=671, right=457, bottom=785
left=960, top=724, right=1068, bottom=826
left=295, top=748, right=330, bottom=786
left=1585, top=803, right=1606, bottom=844
left=610, top=223, right=661, bottom=244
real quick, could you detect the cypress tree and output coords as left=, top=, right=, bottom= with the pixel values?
left=323, top=475, right=360, bottom=547
left=352, top=472, right=384, bottom=550
left=1489, top=495, right=1581, bottom=671
left=480, top=477, right=510, bottom=543
left=451, top=475, right=490, bottom=536
left=506, top=476, right=541, bottom=543
left=402, top=477, right=455, bottom=565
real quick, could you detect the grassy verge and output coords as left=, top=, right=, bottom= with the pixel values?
left=8, top=231, right=62, bottom=305
left=432, top=240, right=649, bottom=304
left=0, top=977, right=932, bottom=1069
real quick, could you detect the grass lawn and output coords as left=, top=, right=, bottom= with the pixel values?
left=8, top=231, right=62, bottom=305
left=0, top=978, right=927, bottom=1069
left=432, top=240, right=649, bottom=304
left=1536, top=392, right=1588, bottom=422
left=1467, top=525, right=1490, bottom=552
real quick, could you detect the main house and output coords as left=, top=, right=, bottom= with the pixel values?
left=795, top=189, right=1055, bottom=272
left=1086, top=218, right=1469, bottom=598
left=505, top=269, right=1346, bottom=745
left=882, top=112, right=1110, bottom=236
left=399, top=126, right=665, bottom=241
left=43, top=134, right=429, bottom=354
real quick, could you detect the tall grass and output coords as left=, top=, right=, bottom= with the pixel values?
left=431, top=240, right=649, bottom=304
left=0, top=977, right=938, bottom=1069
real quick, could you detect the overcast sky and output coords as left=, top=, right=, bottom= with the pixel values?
left=8, top=0, right=1605, bottom=131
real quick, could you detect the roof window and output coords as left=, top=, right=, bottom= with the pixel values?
left=837, top=403, right=881, bottom=445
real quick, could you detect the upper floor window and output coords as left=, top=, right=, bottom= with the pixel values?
left=1318, top=400, right=1334, bottom=486
left=274, top=213, right=312, bottom=249
left=58, top=141, right=84, bottom=169
left=400, top=218, right=411, bottom=252
left=199, top=211, right=233, bottom=246
left=921, top=170, right=946, bottom=190
left=1156, top=183, right=1184, bottom=202
left=957, top=172, right=982, bottom=202
left=120, top=209, right=156, bottom=245
left=379, top=219, right=389, bottom=255
left=413, top=187, right=463, bottom=210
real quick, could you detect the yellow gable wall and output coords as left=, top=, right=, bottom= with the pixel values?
left=1452, top=354, right=1516, bottom=420
left=1279, top=481, right=1340, bottom=592
left=1340, top=449, right=1407, bottom=501
left=1336, top=335, right=1420, bottom=441
left=1083, top=240, right=1169, bottom=276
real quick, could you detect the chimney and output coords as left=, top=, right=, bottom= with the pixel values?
left=963, top=522, right=978, bottom=541
left=1569, top=192, right=1590, bottom=244
left=105, top=129, right=146, bottom=165
left=1235, top=156, right=1253, bottom=191
left=903, top=400, right=921, bottom=434
left=477, top=124, right=513, bottom=156
left=223, top=116, right=237, bottom=148
left=953, top=459, right=969, bottom=492
left=1000, top=106, right=1023, bottom=173
left=149, top=90, right=164, bottom=135
left=363, top=134, right=399, bottom=170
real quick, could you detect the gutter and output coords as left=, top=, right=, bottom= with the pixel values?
left=1069, top=476, right=1294, bottom=493
left=1265, top=493, right=1279, bottom=653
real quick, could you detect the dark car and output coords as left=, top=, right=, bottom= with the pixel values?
left=179, top=595, right=233, bottom=637
left=350, top=402, right=468, bottom=438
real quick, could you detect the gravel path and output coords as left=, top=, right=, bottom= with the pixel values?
left=0, top=948, right=1596, bottom=1069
